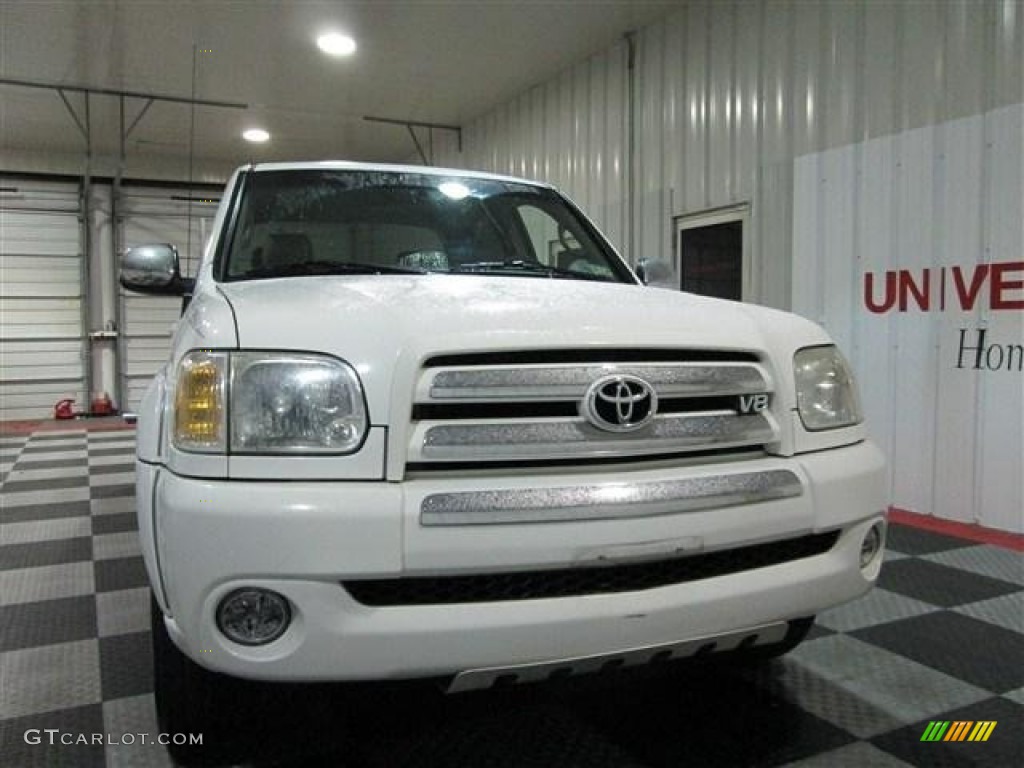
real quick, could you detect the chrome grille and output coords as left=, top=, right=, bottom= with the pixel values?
left=409, top=350, right=777, bottom=467
left=422, top=363, right=767, bottom=401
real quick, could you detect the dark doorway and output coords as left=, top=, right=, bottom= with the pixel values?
left=679, top=220, right=743, bottom=301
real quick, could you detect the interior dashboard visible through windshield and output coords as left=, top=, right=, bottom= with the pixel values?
left=217, top=169, right=634, bottom=284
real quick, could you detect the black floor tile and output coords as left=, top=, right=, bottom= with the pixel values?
left=353, top=688, right=646, bottom=768
left=88, top=463, right=134, bottom=475
left=853, top=612, right=1024, bottom=693
left=94, top=556, right=149, bottom=593
left=0, top=705, right=106, bottom=768
left=574, top=667, right=856, bottom=767
left=88, top=447, right=134, bottom=458
left=0, top=475, right=88, bottom=494
left=3, top=458, right=87, bottom=471
left=805, top=622, right=837, bottom=642
left=20, top=443, right=86, bottom=454
left=872, top=696, right=1024, bottom=768
left=0, top=596, right=97, bottom=652
left=28, top=432, right=90, bottom=442
left=98, top=631, right=153, bottom=700
left=887, top=525, right=976, bottom=556
left=0, top=500, right=91, bottom=524
left=87, top=431, right=134, bottom=441
left=0, top=537, right=92, bottom=571
left=878, top=558, right=1020, bottom=607
left=89, top=484, right=134, bottom=499
left=91, top=513, right=137, bottom=535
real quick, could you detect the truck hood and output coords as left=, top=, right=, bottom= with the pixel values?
left=216, top=275, right=827, bottom=424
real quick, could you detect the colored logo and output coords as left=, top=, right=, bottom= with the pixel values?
left=920, top=721, right=997, bottom=742
left=582, top=375, right=657, bottom=433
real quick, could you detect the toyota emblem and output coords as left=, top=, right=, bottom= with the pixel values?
left=581, top=374, right=658, bottom=433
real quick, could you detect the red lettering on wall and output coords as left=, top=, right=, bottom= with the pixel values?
left=952, top=265, right=989, bottom=311
left=990, top=262, right=1024, bottom=310
left=864, top=272, right=897, bottom=313
left=898, top=269, right=930, bottom=312
left=863, top=261, right=1024, bottom=314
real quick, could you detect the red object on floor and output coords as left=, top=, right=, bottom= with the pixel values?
left=889, top=506, right=1024, bottom=552
left=54, top=399, right=77, bottom=420
left=90, top=392, right=115, bottom=416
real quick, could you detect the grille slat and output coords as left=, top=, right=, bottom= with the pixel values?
left=424, top=349, right=760, bottom=367
left=415, top=413, right=774, bottom=462
left=344, top=531, right=839, bottom=606
left=408, top=349, right=777, bottom=469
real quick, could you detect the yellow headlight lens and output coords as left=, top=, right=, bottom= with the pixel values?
left=174, top=351, right=227, bottom=451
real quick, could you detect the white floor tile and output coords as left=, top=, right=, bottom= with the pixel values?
left=90, top=472, right=137, bottom=487
left=91, top=496, right=137, bottom=516
left=1, top=516, right=92, bottom=545
left=0, top=561, right=95, bottom=606
left=96, top=587, right=150, bottom=637
left=0, top=639, right=101, bottom=718
left=93, top=532, right=142, bottom=561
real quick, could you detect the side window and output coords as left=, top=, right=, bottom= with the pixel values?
left=516, top=203, right=611, bottom=277
left=517, top=205, right=562, bottom=265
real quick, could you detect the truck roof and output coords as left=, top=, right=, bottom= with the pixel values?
left=246, top=161, right=554, bottom=190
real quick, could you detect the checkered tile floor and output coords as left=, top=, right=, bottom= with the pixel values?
left=1, top=428, right=1021, bottom=767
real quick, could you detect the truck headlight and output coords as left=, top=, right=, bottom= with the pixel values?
left=231, top=352, right=367, bottom=454
left=174, top=351, right=228, bottom=452
left=793, top=345, right=862, bottom=431
left=172, top=350, right=367, bottom=454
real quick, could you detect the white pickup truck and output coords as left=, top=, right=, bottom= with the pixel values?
left=122, top=162, right=886, bottom=741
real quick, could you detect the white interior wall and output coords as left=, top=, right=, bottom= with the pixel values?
left=794, top=104, right=1023, bottom=534
left=435, top=0, right=1022, bottom=311
left=433, top=0, right=1023, bottom=532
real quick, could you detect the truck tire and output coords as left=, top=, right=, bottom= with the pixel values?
left=150, top=595, right=235, bottom=763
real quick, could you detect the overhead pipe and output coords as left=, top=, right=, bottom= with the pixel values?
left=625, top=31, right=637, bottom=267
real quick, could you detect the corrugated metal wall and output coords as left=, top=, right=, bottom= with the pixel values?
left=438, top=42, right=631, bottom=256
left=436, top=0, right=1022, bottom=310
left=0, top=178, right=85, bottom=420
left=794, top=103, right=1023, bottom=533
left=433, top=0, right=1023, bottom=531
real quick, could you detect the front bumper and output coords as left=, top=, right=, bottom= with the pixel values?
left=139, top=440, right=886, bottom=682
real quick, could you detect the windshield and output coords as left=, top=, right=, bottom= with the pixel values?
left=220, top=170, right=634, bottom=284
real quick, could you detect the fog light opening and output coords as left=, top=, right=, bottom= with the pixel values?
left=860, top=522, right=885, bottom=569
left=216, top=588, right=291, bottom=646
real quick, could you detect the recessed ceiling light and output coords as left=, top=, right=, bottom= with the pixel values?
left=242, top=128, right=270, bottom=143
left=317, top=32, right=357, bottom=57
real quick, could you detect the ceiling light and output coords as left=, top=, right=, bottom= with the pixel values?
left=242, top=128, right=270, bottom=143
left=317, top=32, right=357, bottom=57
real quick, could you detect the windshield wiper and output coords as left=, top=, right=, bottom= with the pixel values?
left=453, top=260, right=610, bottom=281
left=241, top=260, right=426, bottom=279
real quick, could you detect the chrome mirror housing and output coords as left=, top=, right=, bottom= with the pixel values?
left=120, top=244, right=188, bottom=295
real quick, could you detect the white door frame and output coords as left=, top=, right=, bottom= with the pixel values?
left=674, top=203, right=753, bottom=302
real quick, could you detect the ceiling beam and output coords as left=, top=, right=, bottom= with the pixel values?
left=0, top=77, right=248, bottom=110
left=363, top=114, right=462, bottom=159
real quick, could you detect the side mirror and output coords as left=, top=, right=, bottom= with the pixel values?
left=120, top=244, right=194, bottom=296
left=635, top=258, right=673, bottom=286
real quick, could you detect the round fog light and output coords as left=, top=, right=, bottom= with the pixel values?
left=216, top=588, right=291, bottom=645
left=860, top=523, right=885, bottom=568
